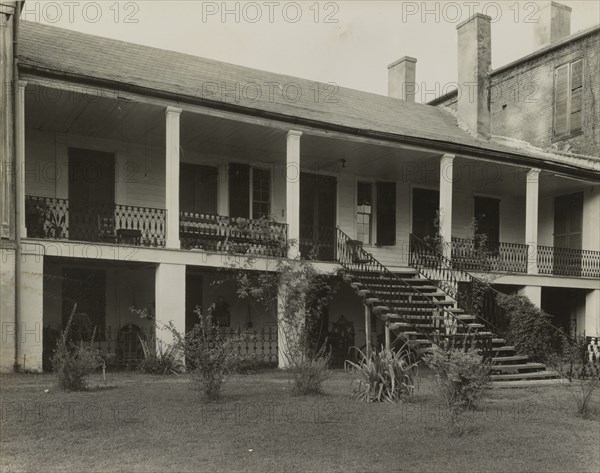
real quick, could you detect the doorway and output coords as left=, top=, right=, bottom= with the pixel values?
left=412, top=188, right=439, bottom=238
left=68, top=148, right=115, bottom=242
left=300, top=173, right=337, bottom=261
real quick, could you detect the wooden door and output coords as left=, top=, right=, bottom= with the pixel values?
left=68, top=148, right=115, bottom=241
left=412, top=188, right=439, bottom=238
left=300, top=173, right=337, bottom=261
left=376, top=182, right=396, bottom=246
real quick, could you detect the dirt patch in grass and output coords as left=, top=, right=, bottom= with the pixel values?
left=1, top=370, right=598, bottom=473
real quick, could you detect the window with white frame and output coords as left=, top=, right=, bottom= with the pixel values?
left=356, top=182, right=373, bottom=244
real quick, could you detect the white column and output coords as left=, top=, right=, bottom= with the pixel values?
left=16, top=80, right=27, bottom=237
left=518, top=285, right=541, bottom=308
left=439, top=154, right=455, bottom=259
left=165, top=107, right=182, bottom=249
left=286, top=130, right=302, bottom=259
left=19, top=250, right=44, bottom=372
left=525, top=168, right=540, bottom=274
left=155, top=263, right=186, bottom=355
left=585, top=290, right=600, bottom=338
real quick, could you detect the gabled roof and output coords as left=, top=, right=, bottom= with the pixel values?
left=19, top=21, right=472, bottom=145
left=17, top=21, right=600, bottom=179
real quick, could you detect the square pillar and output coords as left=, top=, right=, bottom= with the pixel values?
left=0, top=246, right=16, bottom=372
left=439, top=154, right=455, bottom=259
left=525, top=168, right=540, bottom=274
left=277, top=280, right=305, bottom=369
left=155, top=263, right=186, bottom=355
left=165, top=107, right=182, bottom=249
left=518, top=285, right=541, bottom=308
left=16, top=80, right=27, bottom=237
left=286, top=131, right=302, bottom=259
left=586, top=290, right=599, bottom=338
left=19, top=251, right=44, bottom=372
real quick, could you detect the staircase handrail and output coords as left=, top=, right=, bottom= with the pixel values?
left=335, top=228, right=491, bottom=354
left=409, top=233, right=572, bottom=343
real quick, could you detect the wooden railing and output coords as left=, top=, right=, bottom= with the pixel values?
left=410, top=234, right=509, bottom=335
left=410, top=234, right=573, bottom=349
left=25, top=195, right=166, bottom=247
left=180, top=212, right=287, bottom=257
left=42, top=324, right=278, bottom=371
left=451, top=237, right=528, bottom=273
left=538, top=246, right=600, bottom=278
left=336, top=228, right=492, bottom=359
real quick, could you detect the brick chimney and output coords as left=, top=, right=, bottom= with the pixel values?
left=533, top=2, right=572, bottom=49
left=456, top=13, right=491, bottom=139
left=388, top=56, right=417, bottom=102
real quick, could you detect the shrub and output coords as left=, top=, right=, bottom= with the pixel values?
left=291, top=351, right=331, bottom=396
left=548, top=335, right=600, bottom=418
left=425, top=346, right=490, bottom=409
left=496, top=293, right=562, bottom=362
left=182, top=308, right=245, bottom=401
left=51, top=305, right=103, bottom=391
left=345, top=345, right=419, bottom=403
left=425, top=347, right=490, bottom=435
left=137, top=334, right=184, bottom=375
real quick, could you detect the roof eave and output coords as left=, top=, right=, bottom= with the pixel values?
left=19, top=64, right=600, bottom=182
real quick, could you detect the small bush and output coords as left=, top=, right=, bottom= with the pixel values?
left=291, top=354, right=330, bottom=396
left=137, top=335, right=184, bottom=375
left=345, top=345, right=419, bottom=403
left=51, top=305, right=103, bottom=391
left=183, top=309, right=245, bottom=401
left=548, top=335, right=600, bottom=418
left=425, top=347, right=490, bottom=435
left=496, top=293, right=562, bottom=362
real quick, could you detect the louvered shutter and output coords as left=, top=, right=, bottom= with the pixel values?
left=570, top=60, right=583, bottom=134
left=554, top=64, right=569, bottom=137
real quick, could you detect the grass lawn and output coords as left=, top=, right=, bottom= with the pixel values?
left=1, top=369, right=599, bottom=473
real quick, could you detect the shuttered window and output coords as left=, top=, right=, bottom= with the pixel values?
left=554, top=59, right=584, bottom=139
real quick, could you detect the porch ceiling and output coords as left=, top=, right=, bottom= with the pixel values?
left=25, top=86, right=165, bottom=147
left=23, top=85, right=600, bottom=194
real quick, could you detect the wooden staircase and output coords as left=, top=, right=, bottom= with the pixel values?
left=335, top=230, right=560, bottom=387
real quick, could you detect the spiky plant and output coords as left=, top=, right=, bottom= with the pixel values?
left=345, top=344, right=419, bottom=402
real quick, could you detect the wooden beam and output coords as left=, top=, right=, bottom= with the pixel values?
left=385, top=322, right=391, bottom=354
left=364, top=305, right=372, bottom=360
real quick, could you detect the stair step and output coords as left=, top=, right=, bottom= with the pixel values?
left=492, top=346, right=515, bottom=352
left=466, top=323, right=485, bottom=329
left=455, top=314, right=476, bottom=320
left=491, top=363, right=546, bottom=372
left=492, top=338, right=506, bottom=344
left=491, top=371, right=560, bottom=381
left=492, top=355, right=530, bottom=364
left=492, top=378, right=562, bottom=388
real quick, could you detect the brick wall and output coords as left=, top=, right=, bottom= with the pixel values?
left=434, top=31, right=600, bottom=158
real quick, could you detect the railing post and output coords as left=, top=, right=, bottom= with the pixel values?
left=525, top=168, right=540, bottom=274
left=364, top=304, right=372, bottom=359
left=384, top=321, right=391, bottom=354
left=165, top=106, right=182, bottom=249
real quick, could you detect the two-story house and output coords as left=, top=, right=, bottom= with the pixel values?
left=0, top=2, right=598, bottom=379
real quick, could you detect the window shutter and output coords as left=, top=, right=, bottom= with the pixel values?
left=570, top=60, right=583, bottom=133
left=554, top=64, right=569, bottom=137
